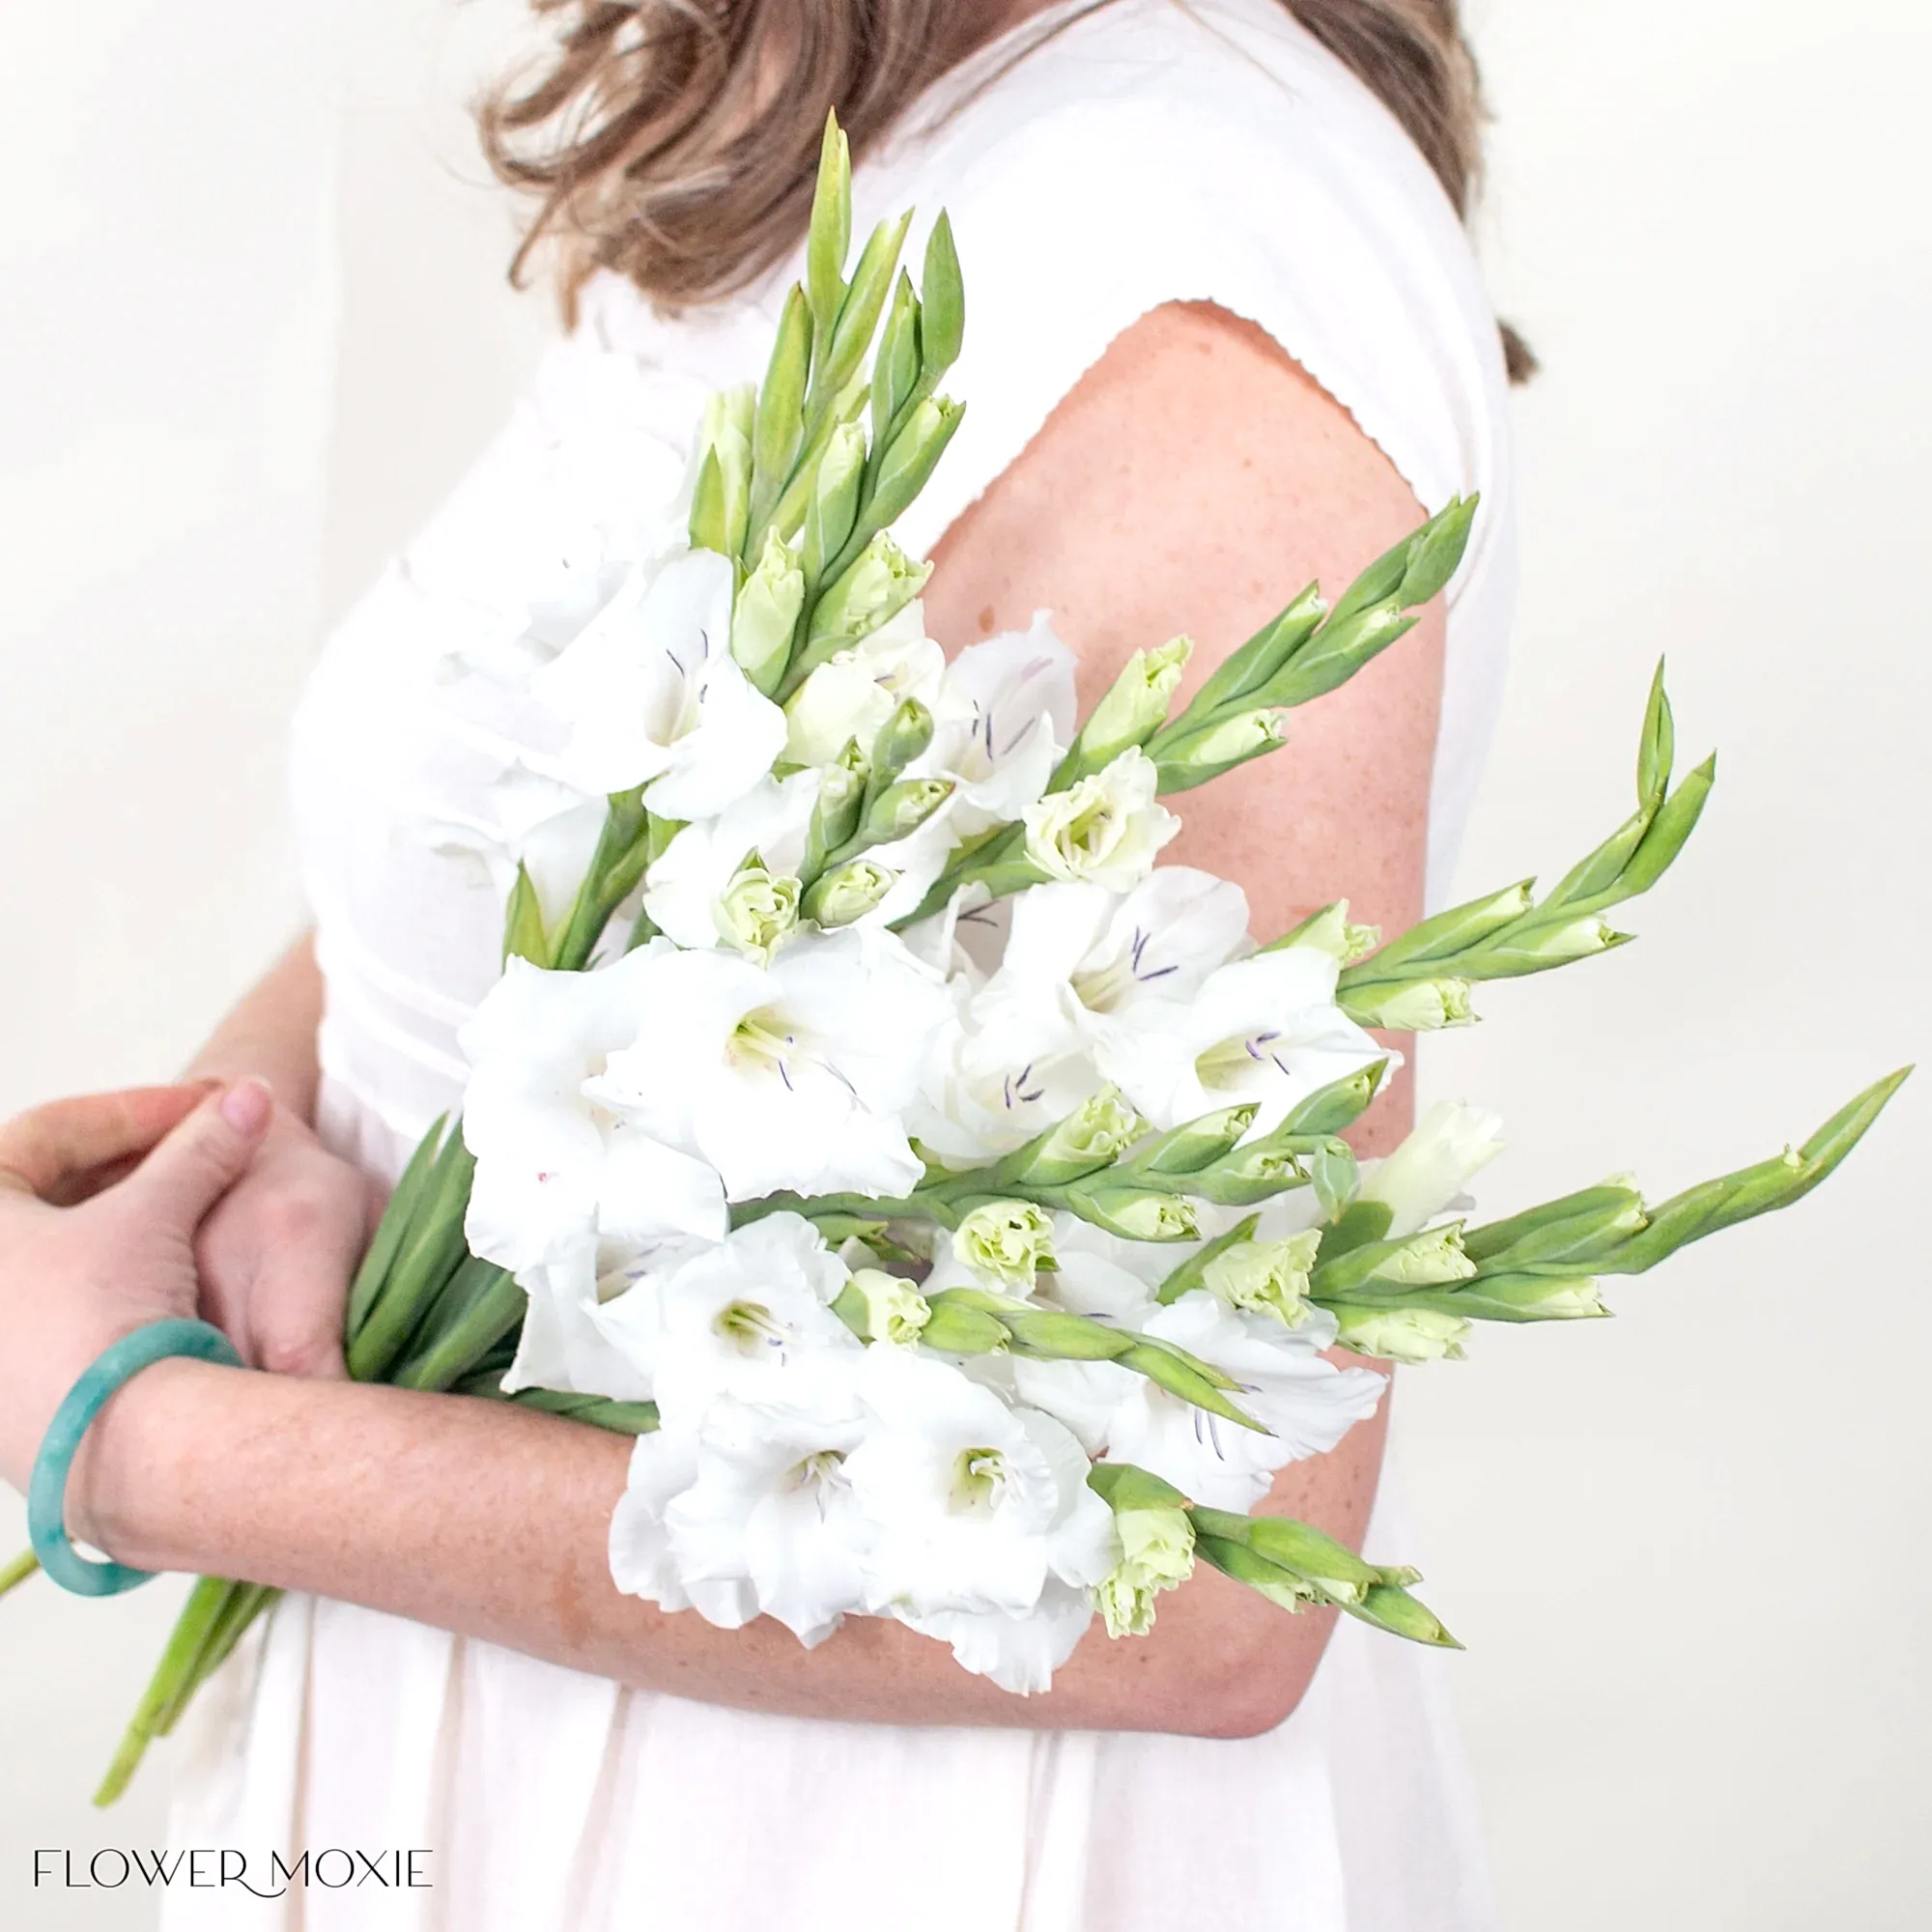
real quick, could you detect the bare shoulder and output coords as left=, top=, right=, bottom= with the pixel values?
left=924, top=298, right=1445, bottom=986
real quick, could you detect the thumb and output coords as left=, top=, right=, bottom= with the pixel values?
left=118, top=1080, right=275, bottom=1232
left=0, top=1080, right=220, bottom=1208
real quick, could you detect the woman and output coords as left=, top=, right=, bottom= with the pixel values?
left=0, top=1, right=1517, bottom=1925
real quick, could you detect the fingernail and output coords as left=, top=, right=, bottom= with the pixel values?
left=219, top=1079, right=273, bottom=1135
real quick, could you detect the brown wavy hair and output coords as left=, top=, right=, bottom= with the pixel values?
left=480, top=1, right=1535, bottom=380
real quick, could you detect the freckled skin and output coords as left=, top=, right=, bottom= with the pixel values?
left=76, top=301, right=1439, bottom=1743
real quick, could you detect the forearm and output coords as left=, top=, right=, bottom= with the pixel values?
left=184, top=934, right=325, bottom=1120
left=72, top=1358, right=1383, bottom=1736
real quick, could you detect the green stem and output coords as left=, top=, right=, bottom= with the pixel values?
left=152, top=1586, right=280, bottom=1739
left=0, top=1547, right=39, bottom=1600
left=94, top=1576, right=234, bottom=1807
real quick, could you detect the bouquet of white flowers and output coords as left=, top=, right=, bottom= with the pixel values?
left=65, top=118, right=1901, bottom=1801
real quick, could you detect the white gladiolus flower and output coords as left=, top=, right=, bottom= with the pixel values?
left=1100, top=1293, right=1386, bottom=1510
left=458, top=946, right=727, bottom=1280
left=1022, top=749, right=1179, bottom=892
left=1005, top=1357, right=1139, bottom=1458
left=641, top=770, right=820, bottom=952
left=1014, top=868, right=1253, bottom=1021
left=647, top=1362, right=875, bottom=1645
left=896, top=1580, right=1097, bottom=1695
left=1360, top=1100, right=1508, bottom=1236
left=426, top=767, right=607, bottom=932
left=782, top=603, right=946, bottom=769
left=609, top=1427, right=753, bottom=1628
left=645, top=1213, right=861, bottom=1424
left=1039, top=1214, right=1169, bottom=1321
left=501, top=1231, right=713, bottom=1400
left=918, top=616, right=1079, bottom=838
left=845, top=1351, right=1119, bottom=1630
left=1112, top=944, right=1392, bottom=1136
left=531, top=548, right=787, bottom=818
left=923, top=869, right=1253, bottom=1151
left=593, top=927, right=950, bottom=1201
left=909, top=999, right=1102, bottom=1161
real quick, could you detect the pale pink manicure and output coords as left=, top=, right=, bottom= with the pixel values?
left=218, top=1079, right=272, bottom=1135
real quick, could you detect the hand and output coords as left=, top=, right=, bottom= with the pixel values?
left=192, top=1100, right=377, bottom=1379
left=0, top=1080, right=274, bottom=1493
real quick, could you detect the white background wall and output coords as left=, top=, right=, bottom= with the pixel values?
left=2, top=2, right=1926, bottom=1926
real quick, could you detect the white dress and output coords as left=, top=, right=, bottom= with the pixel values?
left=165, top=3, right=1517, bottom=1926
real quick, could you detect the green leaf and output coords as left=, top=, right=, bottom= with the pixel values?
left=500, top=862, right=552, bottom=968
left=345, top=1112, right=446, bottom=1339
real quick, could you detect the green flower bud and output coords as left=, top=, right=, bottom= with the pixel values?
left=1463, top=1185, right=1647, bottom=1269
left=1074, top=637, right=1194, bottom=771
left=1378, top=1225, right=1478, bottom=1286
left=751, top=286, right=811, bottom=528
left=1152, top=705, right=1290, bottom=793
left=1203, top=1230, right=1321, bottom=1327
left=1243, top=1516, right=1387, bottom=1605
left=1320, top=1223, right=1477, bottom=1293
left=716, top=861, right=800, bottom=964
left=866, top=395, right=965, bottom=533
left=1130, top=1104, right=1256, bottom=1177
left=804, top=422, right=867, bottom=582
left=1003, top=1088, right=1144, bottom=1187
left=1191, top=1531, right=1324, bottom=1611
left=1342, top=978, right=1476, bottom=1032
left=1273, top=899, right=1381, bottom=965
left=1310, top=1140, right=1360, bottom=1221
left=1350, top=1581, right=1462, bottom=1648
left=693, top=384, right=754, bottom=555
left=952, top=1199, right=1058, bottom=1289
left=859, top=777, right=952, bottom=846
left=869, top=696, right=934, bottom=784
left=1519, top=1278, right=1608, bottom=1319
left=1453, top=1274, right=1610, bottom=1321
left=803, top=858, right=896, bottom=928
left=1476, top=914, right=1623, bottom=973
left=805, top=533, right=932, bottom=654
left=917, top=1298, right=1011, bottom=1355
left=1070, top=1187, right=1200, bottom=1243
left=1182, top=1141, right=1304, bottom=1208
left=731, top=531, right=806, bottom=696
left=802, top=745, right=867, bottom=879
left=851, top=1266, right=930, bottom=1347
left=806, top=113, right=852, bottom=345
left=1329, top=1304, right=1470, bottom=1364
left=1000, top=1308, right=1137, bottom=1362
left=1096, top=1505, right=1197, bottom=1637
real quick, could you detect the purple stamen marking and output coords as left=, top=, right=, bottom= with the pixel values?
left=1131, top=931, right=1179, bottom=983
left=1245, top=1030, right=1283, bottom=1062
left=1003, top=1063, right=1047, bottom=1110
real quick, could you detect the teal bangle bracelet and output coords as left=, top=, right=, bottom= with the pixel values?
left=27, top=1318, right=242, bottom=1599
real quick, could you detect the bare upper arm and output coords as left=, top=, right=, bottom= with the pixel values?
left=921, top=300, right=1441, bottom=1733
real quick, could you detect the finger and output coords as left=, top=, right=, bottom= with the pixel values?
left=114, top=1081, right=275, bottom=1230
left=0, top=1081, right=221, bottom=1207
left=246, top=1262, right=353, bottom=1380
